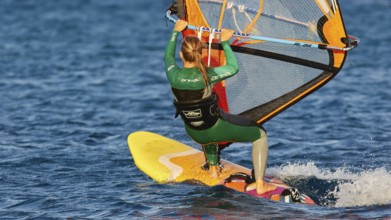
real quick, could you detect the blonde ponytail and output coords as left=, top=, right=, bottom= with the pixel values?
left=181, top=36, right=209, bottom=86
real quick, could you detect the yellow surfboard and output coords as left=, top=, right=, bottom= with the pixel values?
left=128, top=131, right=316, bottom=205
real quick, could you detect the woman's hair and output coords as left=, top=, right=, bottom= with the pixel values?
left=181, top=36, right=209, bottom=86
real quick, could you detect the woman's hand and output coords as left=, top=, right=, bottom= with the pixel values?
left=174, top=20, right=188, bottom=32
left=220, top=29, right=235, bottom=42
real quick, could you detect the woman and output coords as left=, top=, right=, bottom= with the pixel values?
left=164, top=20, right=276, bottom=196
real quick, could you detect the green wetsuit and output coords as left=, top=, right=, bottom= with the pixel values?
left=164, top=30, right=263, bottom=166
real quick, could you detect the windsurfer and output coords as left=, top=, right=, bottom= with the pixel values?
left=164, top=20, right=277, bottom=195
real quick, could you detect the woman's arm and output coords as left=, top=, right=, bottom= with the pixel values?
left=164, top=30, right=179, bottom=80
left=164, top=20, right=188, bottom=84
left=209, top=30, right=239, bottom=84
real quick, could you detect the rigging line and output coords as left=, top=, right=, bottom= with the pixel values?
left=234, top=3, right=254, bottom=25
left=199, top=0, right=309, bottom=27
left=244, top=11, right=253, bottom=25
left=228, top=3, right=243, bottom=33
left=227, top=3, right=263, bottom=41
left=241, top=0, right=263, bottom=35
left=232, top=0, right=264, bottom=45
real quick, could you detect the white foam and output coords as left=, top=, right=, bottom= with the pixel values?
left=267, top=162, right=391, bottom=207
left=332, top=168, right=391, bottom=207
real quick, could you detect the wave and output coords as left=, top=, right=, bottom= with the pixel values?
left=267, top=162, right=391, bottom=207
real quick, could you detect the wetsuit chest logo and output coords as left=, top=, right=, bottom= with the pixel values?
left=182, top=109, right=202, bottom=119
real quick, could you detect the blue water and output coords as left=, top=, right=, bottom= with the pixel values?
left=0, top=0, right=390, bottom=219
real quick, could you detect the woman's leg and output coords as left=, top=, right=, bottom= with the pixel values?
left=252, top=129, right=268, bottom=180
left=251, top=129, right=277, bottom=194
left=202, top=143, right=220, bottom=178
left=186, top=116, right=274, bottom=187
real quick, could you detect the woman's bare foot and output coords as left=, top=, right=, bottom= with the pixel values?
left=209, top=165, right=220, bottom=178
left=246, top=179, right=277, bottom=195
left=256, top=179, right=278, bottom=194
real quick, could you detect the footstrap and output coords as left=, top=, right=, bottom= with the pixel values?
left=224, top=172, right=254, bottom=184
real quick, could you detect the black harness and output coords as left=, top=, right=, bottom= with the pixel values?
left=174, top=94, right=220, bottom=130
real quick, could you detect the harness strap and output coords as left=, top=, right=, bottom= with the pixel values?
left=197, top=26, right=203, bottom=40
left=207, top=28, right=216, bottom=67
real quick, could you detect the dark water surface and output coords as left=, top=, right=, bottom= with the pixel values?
left=0, top=0, right=390, bottom=219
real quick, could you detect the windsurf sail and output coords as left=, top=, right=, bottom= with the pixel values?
left=167, top=0, right=359, bottom=124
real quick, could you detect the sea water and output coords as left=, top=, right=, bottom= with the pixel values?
left=0, top=0, right=390, bottom=219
